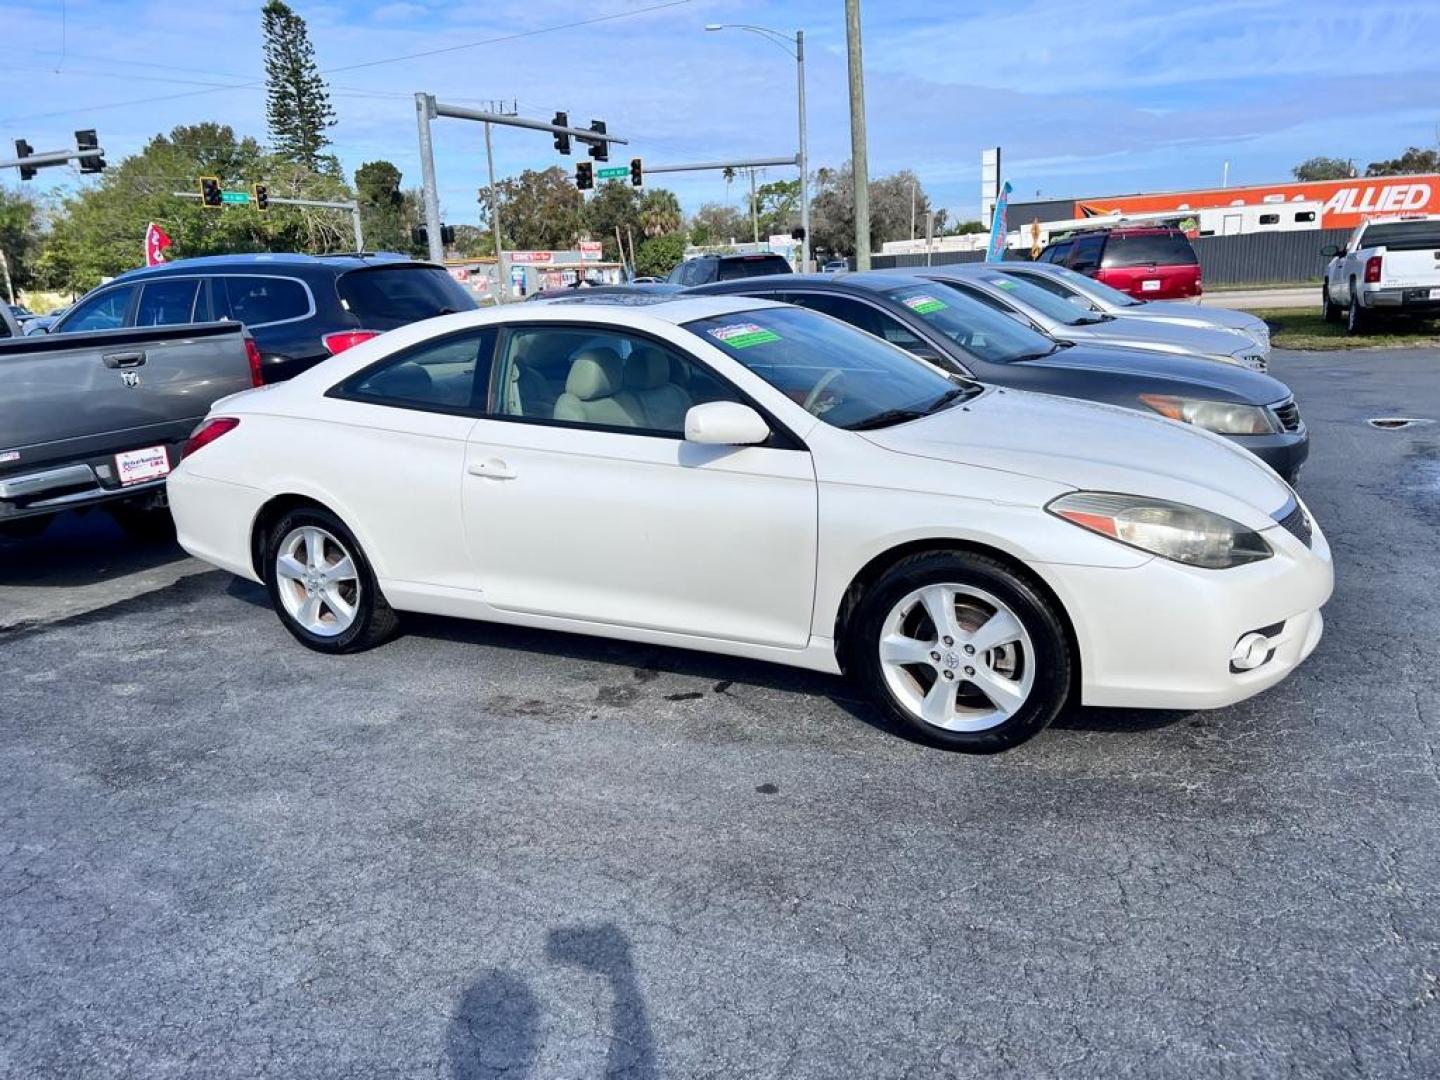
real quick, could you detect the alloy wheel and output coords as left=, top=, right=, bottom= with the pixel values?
left=274, top=525, right=361, bottom=637
left=877, top=583, right=1036, bottom=732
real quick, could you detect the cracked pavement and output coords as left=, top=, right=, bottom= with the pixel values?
left=2, top=347, right=1438, bottom=1078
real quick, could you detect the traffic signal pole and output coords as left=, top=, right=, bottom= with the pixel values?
left=171, top=191, right=364, bottom=251
left=414, top=93, right=628, bottom=303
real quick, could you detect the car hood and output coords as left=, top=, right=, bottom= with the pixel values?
left=1024, top=344, right=1286, bottom=403
left=859, top=387, right=1294, bottom=526
left=1058, top=315, right=1250, bottom=359
left=1122, top=301, right=1266, bottom=336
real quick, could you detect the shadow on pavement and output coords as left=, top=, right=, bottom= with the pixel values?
left=446, top=923, right=658, bottom=1080
left=0, top=510, right=188, bottom=588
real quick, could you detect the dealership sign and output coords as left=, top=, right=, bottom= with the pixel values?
left=1073, top=174, right=1440, bottom=231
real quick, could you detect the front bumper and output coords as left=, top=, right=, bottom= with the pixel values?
left=1039, top=516, right=1332, bottom=711
left=1228, top=430, right=1309, bottom=482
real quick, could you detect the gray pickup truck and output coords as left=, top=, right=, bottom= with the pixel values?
left=1, top=321, right=259, bottom=539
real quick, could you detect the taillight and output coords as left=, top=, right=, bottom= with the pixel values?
left=1364, top=255, right=1382, bottom=283
left=182, top=417, right=239, bottom=459
left=323, top=330, right=381, bottom=355
left=245, top=335, right=264, bottom=387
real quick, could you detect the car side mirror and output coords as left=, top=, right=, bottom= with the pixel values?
left=684, top=401, right=770, bottom=446
left=26, top=324, right=49, bottom=336
left=1320, top=244, right=1340, bottom=257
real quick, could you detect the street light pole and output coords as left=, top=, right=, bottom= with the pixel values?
left=845, top=0, right=871, bottom=270
left=705, top=23, right=810, bottom=271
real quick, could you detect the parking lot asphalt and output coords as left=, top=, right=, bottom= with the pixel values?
left=3, top=347, right=1439, bottom=1079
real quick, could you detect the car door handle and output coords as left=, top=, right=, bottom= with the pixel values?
left=102, top=351, right=147, bottom=368
left=467, top=458, right=517, bottom=480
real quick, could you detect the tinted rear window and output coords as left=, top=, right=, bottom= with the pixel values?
left=716, top=256, right=792, bottom=281
left=337, top=266, right=477, bottom=328
left=1100, top=232, right=1198, bottom=268
left=1357, top=222, right=1440, bottom=251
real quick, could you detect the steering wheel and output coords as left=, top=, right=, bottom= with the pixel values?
left=802, top=368, right=846, bottom=415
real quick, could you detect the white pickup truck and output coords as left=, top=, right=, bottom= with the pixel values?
left=1322, top=215, right=1440, bottom=334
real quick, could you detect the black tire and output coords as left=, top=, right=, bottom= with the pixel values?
left=263, top=505, right=399, bottom=653
left=1346, top=281, right=1367, bottom=335
left=848, top=550, right=1073, bottom=753
left=108, top=502, right=176, bottom=542
left=1321, top=284, right=1340, bottom=323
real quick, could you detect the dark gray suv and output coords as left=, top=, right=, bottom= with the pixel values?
left=666, top=253, right=792, bottom=286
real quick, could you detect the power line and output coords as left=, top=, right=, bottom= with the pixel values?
left=0, top=0, right=697, bottom=126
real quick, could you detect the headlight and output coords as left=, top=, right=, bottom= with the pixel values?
left=1047, top=492, right=1273, bottom=569
left=1139, top=393, right=1279, bottom=434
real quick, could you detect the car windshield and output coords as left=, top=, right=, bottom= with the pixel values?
left=964, top=271, right=1105, bottom=326
left=880, top=282, right=1060, bottom=363
left=685, top=305, right=975, bottom=430
left=1032, top=264, right=1142, bottom=307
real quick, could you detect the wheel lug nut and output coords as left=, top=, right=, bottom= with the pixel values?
left=942, top=636, right=954, bottom=646
left=930, top=651, right=941, bottom=662
left=942, top=670, right=954, bottom=680
left=964, top=666, right=975, bottom=676
left=963, top=644, right=975, bottom=655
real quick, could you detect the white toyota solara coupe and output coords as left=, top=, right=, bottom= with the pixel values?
left=168, top=295, right=1332, bottom=752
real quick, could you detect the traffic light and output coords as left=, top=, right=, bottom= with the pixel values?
left=553, top=111, right=571, bottom=155
left=575, top=161, right=593, bottom=190
left=14, top=140, right=36, bottom=181
left=411, top=225, right=428, bottom=247
left=630, top=158, right=643, bottom=187
left=440, top=224, right=456, bottom=247
left=252, top=183, right=269, bottom=213
left=790, top=226, right=806, bottom=241
left=587, top=120, right=608, bottom=162
left=200, top=177, right=223, bottom=208
left=74, top=129, right=105, bottom=174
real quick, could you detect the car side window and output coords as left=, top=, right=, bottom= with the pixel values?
left=336, top=327, right=497, bottom=413
left=1070, top=235, right=1105, bottom=272
left=60, top=286, right=137, bottom=333
left=494, top=326, right=744, bottom=437
left=217, top=276, right=311, bottom=327
left=784, top=292, right=925, bottom=349
left=1043, top=241, right=1072, bottom=265
left=135, top=279, right=201, bottom=326
left=1012, top=271, right=1094, bottom=309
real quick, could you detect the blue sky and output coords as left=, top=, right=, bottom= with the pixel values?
left=3, top=0, right=1438, bottom=227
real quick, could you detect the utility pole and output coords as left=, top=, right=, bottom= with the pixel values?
left=750, top=168, right=760, bottom=244
left=484, top=120, right=507, bottom=303
left=415, top=94, right=444, bottom=264
left=795, top=29, right=810, bottom=272
left=910, top=177, right=917, bottom=241
left=0, top=249, right=14, bottom=305
left=845, top=0, right=871, bottom=269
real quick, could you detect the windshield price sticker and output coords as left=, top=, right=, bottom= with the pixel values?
left=902, top=294, right=947, bottom=315
left=708, top=323, right=781, bottom=349
left=986, top=277, right=1018, bottom=291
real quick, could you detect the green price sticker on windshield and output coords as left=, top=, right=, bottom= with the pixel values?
left=708, top=323, right=781, bottom=349
left=902, top=294, right=947, bottom=315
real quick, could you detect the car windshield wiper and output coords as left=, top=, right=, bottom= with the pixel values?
left=845, top=387, right=973, bottom=431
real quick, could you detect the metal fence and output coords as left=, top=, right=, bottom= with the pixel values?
left=870, top=228, right=1349, bottom=287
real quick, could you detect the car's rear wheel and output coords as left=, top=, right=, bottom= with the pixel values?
left=1321, top=283, right=1340, bottom=323
left=1346, top=281, right=1367, bottom=335
left=264, top=506, right=398, bottom=653
left=850, top=551, right=1073, bottom=752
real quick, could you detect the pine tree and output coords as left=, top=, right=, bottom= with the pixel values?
left=261, top=1, right=336, bottom=171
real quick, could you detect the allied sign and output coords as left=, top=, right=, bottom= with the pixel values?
left=1069, top=174, right=1440, bottom=231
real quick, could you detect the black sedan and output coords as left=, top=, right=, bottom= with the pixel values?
left=689, top=272, right=1307, bottom=482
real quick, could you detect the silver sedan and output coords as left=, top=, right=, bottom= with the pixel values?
left=920, top=265, right=1269, bottom=372
left=994, top=261, right=1270, bottom=357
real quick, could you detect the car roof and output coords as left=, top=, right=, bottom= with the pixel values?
left=110, top=251, right=430, bottom=282
left=519, top=293, right=783, bottom=324
left=696, top=270, right=925, bottom=294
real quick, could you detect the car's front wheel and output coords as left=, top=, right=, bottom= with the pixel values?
left=850, top=551, right=1073, bottom=752
left=264, top=506, right=399, bottom=653
left=1346, top=281, right=1368, bottom=335
left=1321, top=283, right=1339, bottom=323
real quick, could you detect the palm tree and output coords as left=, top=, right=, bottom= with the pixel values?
left=638, top=190, right=683, bottom=237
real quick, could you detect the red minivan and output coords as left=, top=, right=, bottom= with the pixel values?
left=1039, top=226, right=1202, bottom=300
